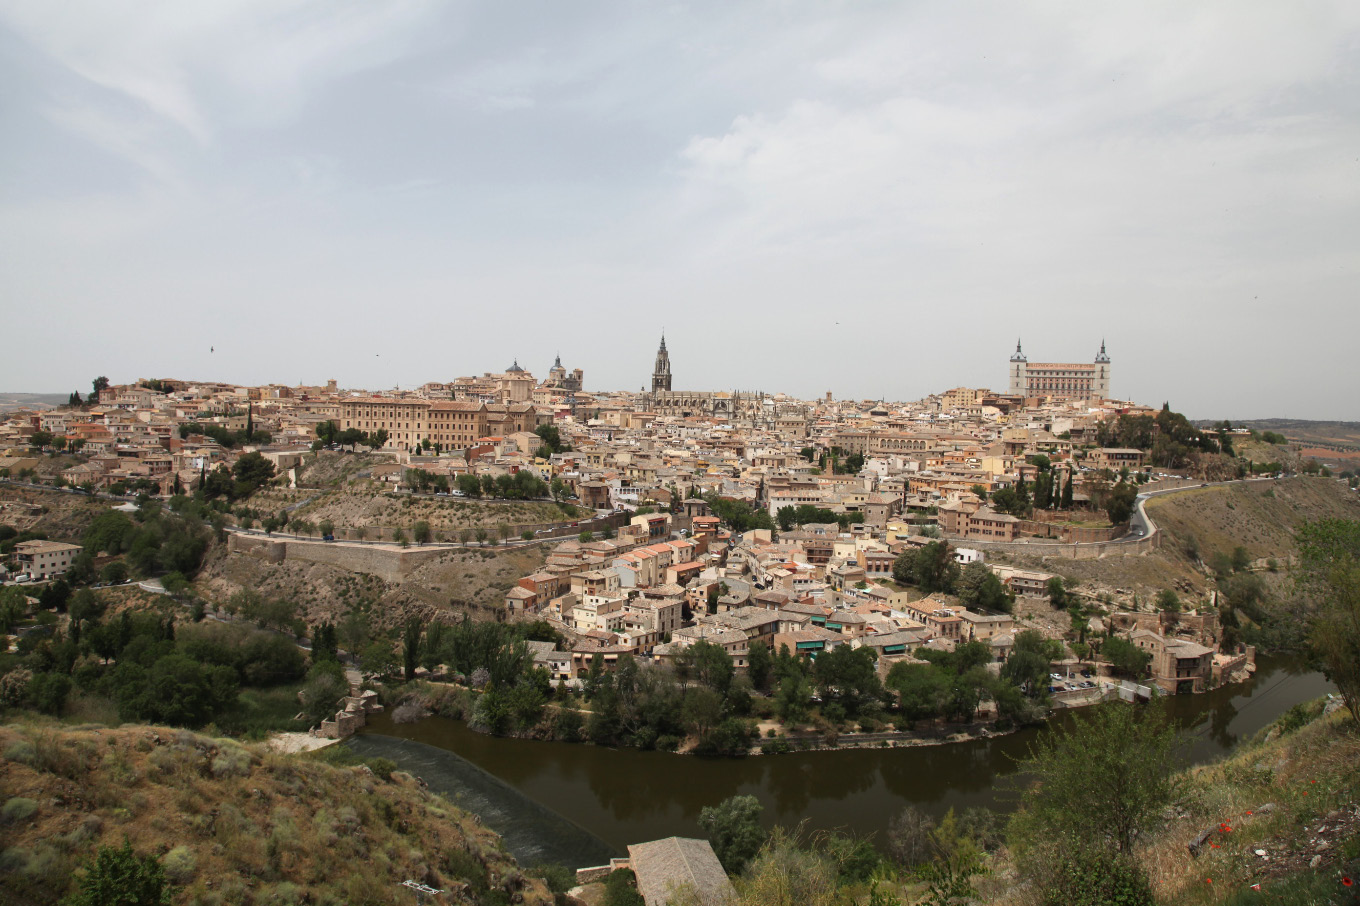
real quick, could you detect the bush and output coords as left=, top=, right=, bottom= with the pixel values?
left=532, top=863, right=576, bottom=896
left=161, top=845, right=196, bottom=884
left=604, top=868, right=644, bottom=906
left=66, top=839, right=171, bottom=906
left=1040, top=847, right=1153, bottom=906
left=1, top=797, right=38, bottom=823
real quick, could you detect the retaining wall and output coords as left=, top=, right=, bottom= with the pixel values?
left=956, top=533, right=1158, bottom=560
left=227, top=532, right=452, bottom=582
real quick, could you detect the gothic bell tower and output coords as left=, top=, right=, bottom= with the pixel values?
left=1008, top=338, right=1028, bottom=396
left=1093, top=339, right=1111, bottom=399
left=652, top=335, right=672, bottom=393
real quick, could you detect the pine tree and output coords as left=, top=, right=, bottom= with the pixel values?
left=246, top=403, right=254, bottom=440
left=1061, top=471, right=1074, bottom=509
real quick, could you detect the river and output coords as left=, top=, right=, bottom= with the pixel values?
left=349, top=656, right=1331, bottom=868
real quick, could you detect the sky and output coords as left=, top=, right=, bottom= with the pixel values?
left=2, top=2, right=1358, bottom=420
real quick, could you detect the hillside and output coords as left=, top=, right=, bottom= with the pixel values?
left=0, top=483, right=111, bottom=542
left=1146, top=478, right=1360, bottom=571
left=0, top=722, right=555, bottom=906
left=279, top=489, right=576, bottom=538
left=196, top=540, right=549, bottom=630
left=991, top=478, right=1360, bottom=606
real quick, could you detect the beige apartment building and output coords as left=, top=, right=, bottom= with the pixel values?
left=337, top=398, right=536, bottom=450
left=14, top=540, right=83, bottom=580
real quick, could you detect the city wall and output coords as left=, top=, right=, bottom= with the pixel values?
left=227, top=533, right=451, bottom=582
left=957, top=532, right=1158, bottom=560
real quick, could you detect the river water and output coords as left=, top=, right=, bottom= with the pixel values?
left=349, top=656, right=1331, bottom=868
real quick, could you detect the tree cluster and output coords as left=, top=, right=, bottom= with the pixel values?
left=177, top=421, right=271, bottom=448
left=0, top=591, right=313, bottom=730
left=705, top=494, right=775, bottom=534
left=887, top=632, right=1053, bottom=728
left=201, top=452, right=276, bottom=503
left=891, top=540, right=960, bottom=593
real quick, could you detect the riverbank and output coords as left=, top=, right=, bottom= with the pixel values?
left=354, top=655, right=1333, bottom=863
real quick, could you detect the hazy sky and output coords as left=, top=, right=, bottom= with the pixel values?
left=2, top=2, right=1358, bottom=419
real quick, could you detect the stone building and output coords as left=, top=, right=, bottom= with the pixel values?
left=1007, top=340, right=1112, bottom=400
left=640, top=335, right=768, bottom=421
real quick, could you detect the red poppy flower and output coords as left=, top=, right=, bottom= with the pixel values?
left=1205, top=878, right=1212, bottom=884
left=1343, top=877, right=1354, bottom=887
left=1246, top=810, right=1253, bottom=816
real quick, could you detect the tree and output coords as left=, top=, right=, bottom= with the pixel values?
left=1298, top=519, right=1360, bottom=722
left=1010, top=702, right=1182, bottom=859
left=913, top=540, right=960, bottom=593
left=231, top=452, right=275, bottom=496
left=886, top=662, right=948, bottom=725
left=675, top=639, right=734, bottom=697
left=402, top=617, right=423, bottom=681
left=1046, top=576, right=1068, bottom=610
left=1104, top=481, right=1137, bottom=525
left=1154, top=589, right=1180, bottom=613
left=412, top=521, right=432, bottom=545
left=698, top=794, right=767, bottom=875
left=67, top=838, right=171, bottom=906
left=1101, top=635, right=1151, bottom=678
left=91, top=376, right=110, bottom=399
left=955, top=562, right=1014, bottom=613
left=775, top=673, right=812, bottom=724
left=300, top=660, right=348, bottom=725
left=747, top=639, right=772, bottom=692
left=812, top=643, right=882, bottom=716
left=990, top=486, right=1029, bottom=518
left=1000, top=630, right=1062, bottom=698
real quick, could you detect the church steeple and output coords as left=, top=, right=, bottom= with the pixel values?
left=1010, top=338, right=1027, bottom=363
left=1095, top=338, right=1109, bottom=364
left=651, top=334, right=672, bottom=393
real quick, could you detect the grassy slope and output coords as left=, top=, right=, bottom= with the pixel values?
left=0, top=722, right=554, bottom=906
left=0, top=484, right=109, bottom=543
left=194, top=537, right=548, bottom=630
left=1146, top=478, right=1360, bottom=568
left=989, top=478, right=1360, bottom=604
left=971, top=701, right=1359, bottom=906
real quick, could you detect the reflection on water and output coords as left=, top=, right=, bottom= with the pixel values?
left=345, top=734, right=617, bottom=869
left=359, top=656, right=1330, bottom=865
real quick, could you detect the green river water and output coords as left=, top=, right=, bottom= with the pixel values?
left=348, top=655, right=1331, bottom=869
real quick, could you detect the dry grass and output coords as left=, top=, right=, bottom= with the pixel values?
left=0, top=721, right=555, bottom=906
left=981, top=701, right=1360, bottom=906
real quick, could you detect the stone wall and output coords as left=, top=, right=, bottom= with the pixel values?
left=227, top=532, right=448, bottom=582
left=957, top=533, right=1158, bottom=560
left=1015, top=518, right=1127, bottom=543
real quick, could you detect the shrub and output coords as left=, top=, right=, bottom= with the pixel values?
left=1, top=797, right=38, bottom=823
left=1039, top=847, right=1153, bottom=906
left=604, top=868, right=644, bottom=906
left=210, top=741, right=252, bottom=778
left=162, top=845, right=196, bottom=884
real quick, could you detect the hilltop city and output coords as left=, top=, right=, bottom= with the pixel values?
left=2, top=337, right=1286, bottom=708
left=2, top=335, right=1357, bottom=906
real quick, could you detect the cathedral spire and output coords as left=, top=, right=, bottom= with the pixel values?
left=652, top=334, right=672, bottom=393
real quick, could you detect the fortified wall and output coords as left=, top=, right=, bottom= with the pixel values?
left=956, top=533, right=1158, bottom=560
left=227, top=533, right=450, bottom=582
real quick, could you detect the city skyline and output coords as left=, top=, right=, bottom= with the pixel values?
left=3, top=3, right=1359, bottom=419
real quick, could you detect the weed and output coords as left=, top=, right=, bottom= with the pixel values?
left=163, top=844, right=197, bottom=884
left=1, top=797, right=38, bottom=823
